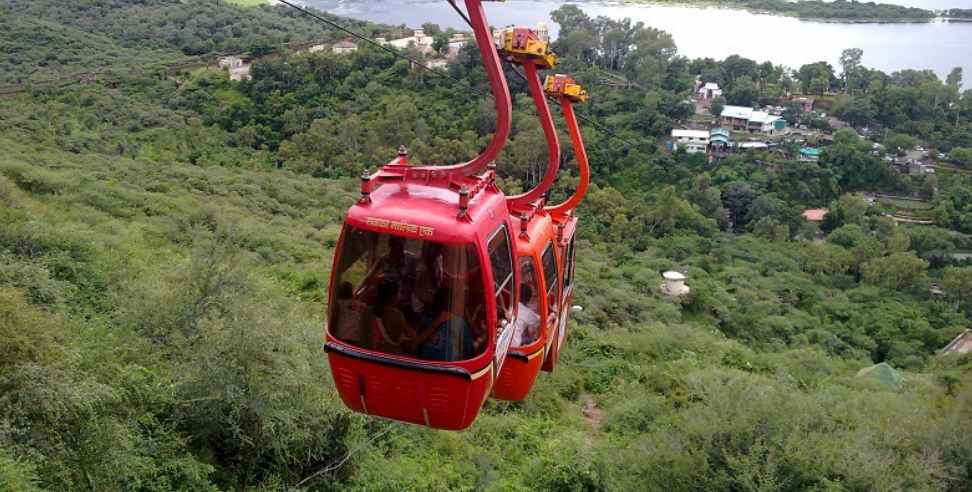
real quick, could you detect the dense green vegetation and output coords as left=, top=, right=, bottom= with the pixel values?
left=2, top=1, right=972, bottom=490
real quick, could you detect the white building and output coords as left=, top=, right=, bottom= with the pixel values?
left=671, top=129, right=710, bottom=154
left=331, top=40, right=358, bottom=55
left=697, top=82, right=723, bottom=100
left=218, top=55, right=251, bottom=81
left=386, top=29, right=435, bottom=54
left=426, top=59, right=449, bottom=69
left=720, top=105, right=786, bottom=134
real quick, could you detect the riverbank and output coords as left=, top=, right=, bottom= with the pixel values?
left=579, top=0, right=969, bottom=23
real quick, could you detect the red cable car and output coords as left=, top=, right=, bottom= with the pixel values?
left=324, top=0, right=518, bottom=430
left=541, top=74, right=590, bottom=373
left=491, top=27, right=564, bottom=401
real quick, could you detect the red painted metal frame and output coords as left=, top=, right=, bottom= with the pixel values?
left=543, top=94, right=590, bottom=372
left=324, top=0, right=518, bottom=430
left=434, top=0, right=511, bottom=177
left=546, top=98, right=590, bottom=216
left=506, top=60, right=560, bottom=208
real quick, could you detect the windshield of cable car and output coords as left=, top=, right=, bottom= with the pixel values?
left=328, top=225, right=489, bottom=362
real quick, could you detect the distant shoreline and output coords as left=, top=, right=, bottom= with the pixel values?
left=265, top=0, right=972, bottom=25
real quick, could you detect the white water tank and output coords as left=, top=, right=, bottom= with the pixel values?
left=661, top=271, right=690, bottom=297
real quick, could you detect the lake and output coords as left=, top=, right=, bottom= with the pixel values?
left=305, top=0, right=972, bottom=84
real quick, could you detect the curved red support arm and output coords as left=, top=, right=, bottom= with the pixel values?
left=437, top=0, right=512, bottom=177
left=507, top=60, right=560, bottom=207
left=545, top=98, right=589, bottom=215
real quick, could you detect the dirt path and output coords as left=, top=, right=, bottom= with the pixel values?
left=581, top=394, right=604, bottom=432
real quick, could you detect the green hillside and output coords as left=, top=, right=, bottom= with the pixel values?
left=2, top=1, right=972, bottom=491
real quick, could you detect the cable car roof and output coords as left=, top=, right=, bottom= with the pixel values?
left=348, top=173, right=509, bottom=245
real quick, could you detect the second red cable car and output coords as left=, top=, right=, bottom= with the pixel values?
left=491, top=27, right=564, bottom=401
left=542, top=74, right=590, bottom=373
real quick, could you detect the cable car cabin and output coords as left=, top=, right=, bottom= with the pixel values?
left=323, top=0, right=516, bottom=430
left=325, top=162, right=518, bottom=430
left=490, top=26, right=563, bottom=400
left=541, top=214, right=578, bottom=372
left=492, top=206, right=563, bottom=400
left=541, top=74, right=589, bottom=373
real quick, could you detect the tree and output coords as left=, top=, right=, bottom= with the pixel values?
left=783, top=100, right=804, bottom=125
left=421, top=22, right=442, bottom=37
left=710, top=96, right=726, bottom=117
left=884, top=132, right=919, bottom=155
left=942, top=267, right=972, bottom=313
left=840, top=48, right=864, bottom=93
left=432, top=32, right=449, bottom=55
left=834, top=95, right=876, bottom=127
left=823, top=129, right=888, bottom=191
left=810, top=76, right=829, bottom=96
left=726, top=76, right=759, bottom=106
left=801, top=243, right=853, bottom=275
left=946, top=67, right=963, bottom=88
left=797, top=61, right=836, bottom=94
left=862, top=252, right=928, bottom=289
left=949, top=147, right=972, bottom=168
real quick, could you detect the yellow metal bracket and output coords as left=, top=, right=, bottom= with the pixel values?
left=498, top=27, right=557, bottom=69
left=544, top=74, right=588, bottom=103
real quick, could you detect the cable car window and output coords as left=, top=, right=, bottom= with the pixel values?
left=541, top=242, right=559, bottom=312
left=329, top=225, right=488, bottom=362
left=487, top=225, right=515, bottom=328
left=563, top=235, right=576, bottom=290
left=513, top=257, right=541, bottom=347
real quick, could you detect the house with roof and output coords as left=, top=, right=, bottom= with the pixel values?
left=802, top=208, right=829, bottom=222
left=709, top=128, right=732, bottom=154
left=697, top=82, right=723, bottom=101
left=331, top=40, right=358, bottom=55
left=941, top=330, right=972, bottom=355
left=671, top=129, right=709, bottom=154
left=217, top=55, right=252, bottom=81
left=720, top=105, right=787, bottom=135
left=737, top=141, right=769, bottom=151
left=800, top=147, right=821, bottom=161
left=385, top=29, right=435, bottom=54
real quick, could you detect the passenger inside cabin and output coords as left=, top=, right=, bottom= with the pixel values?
left=415, top=288, right=477, bottom=361
left=331, top=281, right=365, bottom=345
left=369, top=282, right=417, bottom=355
left=374, top=236, right=417, bottom=302
left=514, top=284, right=540, bottom=346
left=411, top=242, right=444, bottom=315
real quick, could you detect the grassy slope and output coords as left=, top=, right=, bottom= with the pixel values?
left=2, top=87, right=970, bottom=489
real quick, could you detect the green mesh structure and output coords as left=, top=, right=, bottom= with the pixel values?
left=856, top=362, right=903, bottom=390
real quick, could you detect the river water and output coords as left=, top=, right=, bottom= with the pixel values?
left=306, top=0, right=972, bottom=84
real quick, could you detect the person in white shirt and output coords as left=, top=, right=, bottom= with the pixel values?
left=513, top=285, right=541, bottom=347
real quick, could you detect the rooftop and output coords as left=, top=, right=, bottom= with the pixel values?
left=941, top=329, right=972, bottom=355
left=721, top=105, right=753, bottom=119
left=663, top=271, right=686, bottom=281
left=802, top=208, right=829, bottom=222
left=800, top=147, right=821, bottom=157
left=672, top=129, right=709, bottom=139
